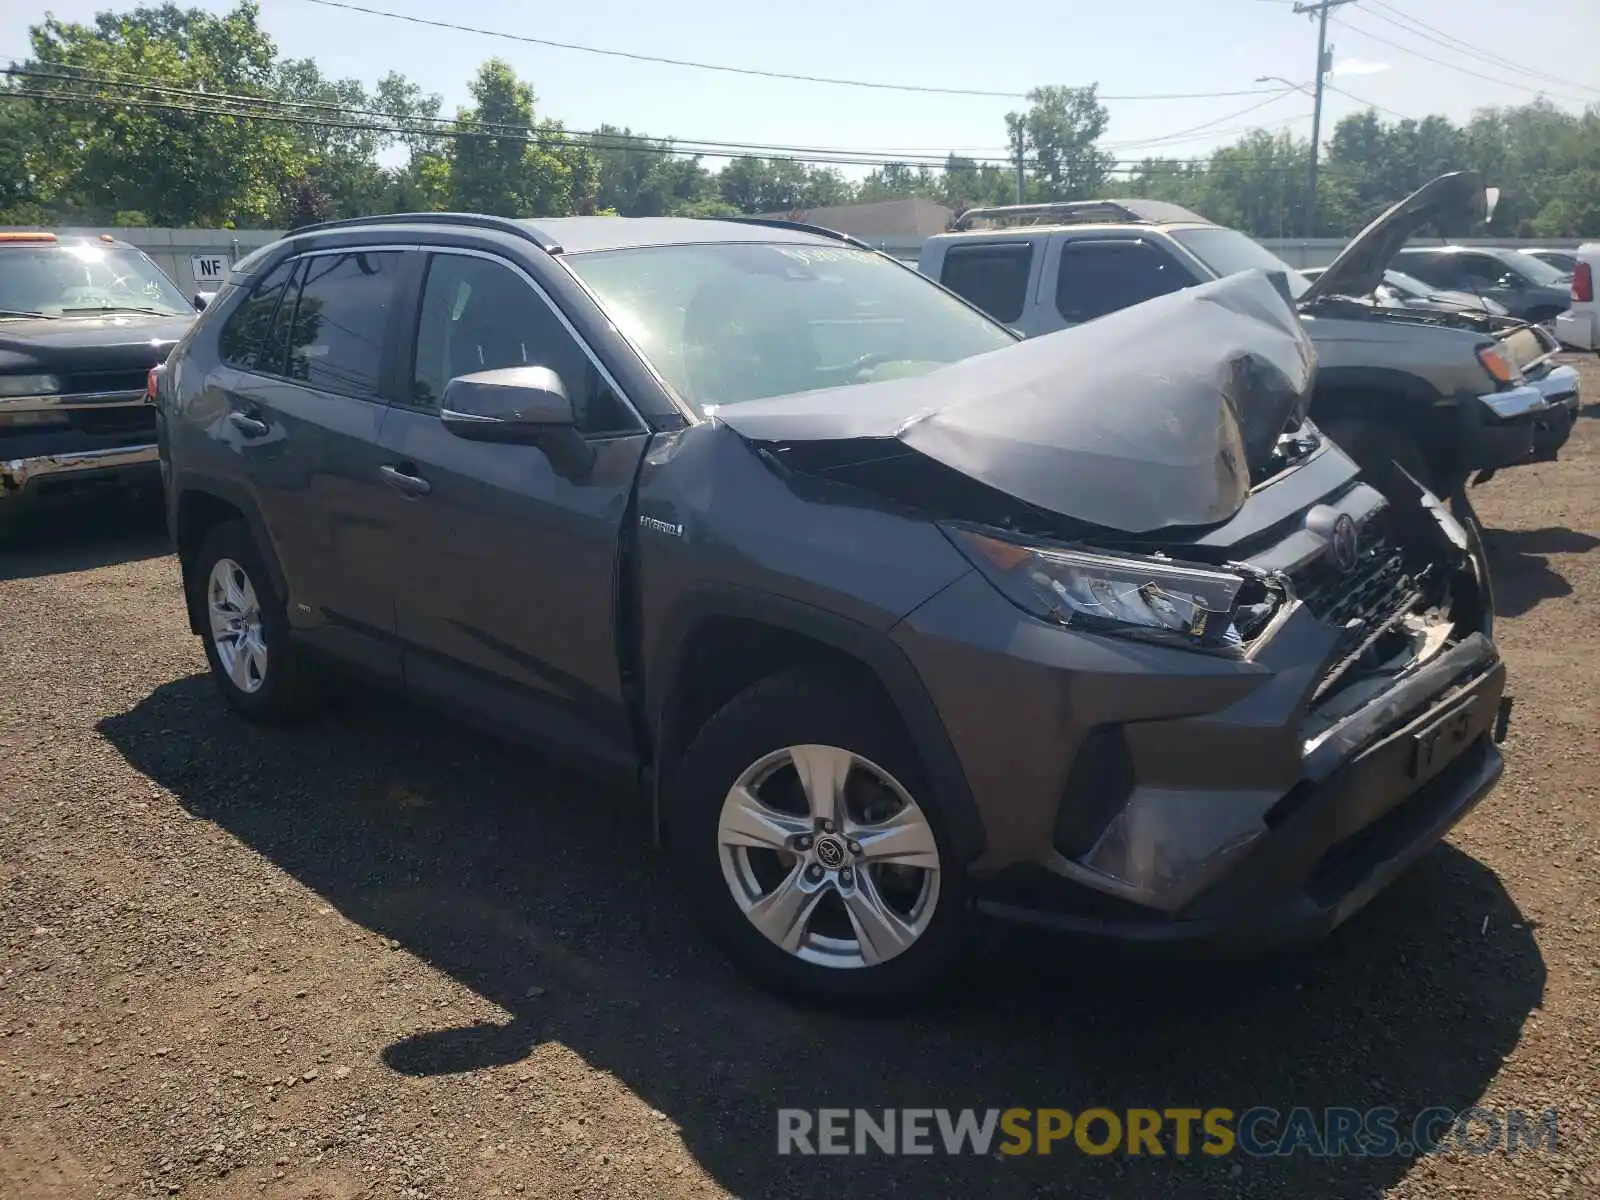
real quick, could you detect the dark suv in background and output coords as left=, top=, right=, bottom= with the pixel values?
left=156, top=213, right=1510, bottom=1003
left=1, top=231, right=195, bottom=537
left=1393, top=244, right=1572, bottom=328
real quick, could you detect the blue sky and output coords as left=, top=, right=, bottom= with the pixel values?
left=4, top=0, right=1598, bottom=176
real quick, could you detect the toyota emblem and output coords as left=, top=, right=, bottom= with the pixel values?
left=1330, top=514, right=1360, bottom=573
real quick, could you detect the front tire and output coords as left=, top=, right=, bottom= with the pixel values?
left=671, top=668, right=971, bottom=1006
left=188, top=521, right=322, bottom=723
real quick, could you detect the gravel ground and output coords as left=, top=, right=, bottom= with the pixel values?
left=3, top=359, right=1598, bottom=1200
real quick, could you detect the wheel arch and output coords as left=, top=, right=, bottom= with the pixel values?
left=1311, top=365, right=1457, bottom=480
left=173, top=474, right=286, bottom=636
left=646, top=586, right=986, bottom=863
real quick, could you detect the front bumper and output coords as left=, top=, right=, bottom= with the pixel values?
left=0, top=443, right=160, bottom=510
left=1527, top=363, right=1580, bottom=459
left=893, top=488, right=1507, bottom=949
left=977, top=646, right=1506, bottom=948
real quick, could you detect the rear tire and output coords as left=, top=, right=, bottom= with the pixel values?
left=188, top=521, right=323, bottom=724
left=670, top=668, right=971, bottom=1006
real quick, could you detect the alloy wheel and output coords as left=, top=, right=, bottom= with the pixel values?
left=717, top=743, right=942, bottom=969
left=207, top=557, right=268, bottom=694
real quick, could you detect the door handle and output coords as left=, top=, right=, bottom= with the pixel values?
left=228, top=410, right=270, bottom=438
left=379, top=463, right=432, bottom=497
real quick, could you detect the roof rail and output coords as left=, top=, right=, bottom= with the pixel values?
left=285, top=212, right=564, bottom=253
left=950, top=198, right=1212, bottom=232
left=704, top=215, right=875, bottom=252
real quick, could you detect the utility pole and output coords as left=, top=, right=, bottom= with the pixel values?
left=1011, top=122, right=1027, bottom=204
left=1292, top=0, right=1356, bottom=239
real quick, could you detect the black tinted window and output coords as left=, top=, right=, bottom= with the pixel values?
left=1398, top=253, right=1451, bottom=286
left=281, top=251, right=402, bottom=398
left=1056, top=239, right=1189, bottom=323
left=938, top=243, right=1033, bottom=323
left=412, top=253, right=632, bottom=433
left=219, top=259, right=295, bottom=371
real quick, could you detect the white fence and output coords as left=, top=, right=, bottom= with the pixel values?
left=8, top=225, right=1591, bottom=289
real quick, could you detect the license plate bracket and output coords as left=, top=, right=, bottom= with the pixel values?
left=1409, top=692, right=1483, bottom=784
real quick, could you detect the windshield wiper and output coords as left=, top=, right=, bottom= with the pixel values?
left=0, top=308, right=50, bottom=318
left=60, top=305, right=178, bottom=316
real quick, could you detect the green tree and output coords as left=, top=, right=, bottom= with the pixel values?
left=19, top=2, right=302, bottom=225
left=1006, top=85, right=1114, bottom=202
left=446, top=59, right=597, bottom=217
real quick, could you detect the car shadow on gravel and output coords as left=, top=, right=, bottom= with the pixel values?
left=0, top=498, right=168, bottom=581
left=1480, top=526, right=1599, bottom=618
left=100, top=675, right=1546, bottom=1200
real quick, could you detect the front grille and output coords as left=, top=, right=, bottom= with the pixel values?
left=60, top=369, right=150, bottom=395
left=68, top=406, right=156, bottom=438
left=1289, top=508, right=1410, bottom=629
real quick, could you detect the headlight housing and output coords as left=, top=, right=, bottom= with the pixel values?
left=1476, top=344, right=1522, bottom=387
left=0, top=373, right=61, bottom=397
left=945, top=525, right=1252, bottom=653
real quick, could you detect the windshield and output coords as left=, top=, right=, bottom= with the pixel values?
left=0, top=242, right=191, bottom=317
left=562, top=242, right=1017, bottom=413
left=1168, top=227, right=1310, bottom=301
left=1507, top=252, right=1569, bottom=287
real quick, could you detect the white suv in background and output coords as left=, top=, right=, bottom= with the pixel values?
left=1553, top=243, right=1598, bottom=353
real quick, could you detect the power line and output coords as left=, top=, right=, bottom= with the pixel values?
left=1, top=86, right=1029, bottom=170
left=1323, top=82, right=1412, bottom=121
left=1364, top=0, right=1600, bottom=97
left=4, top=57, right=1029, bottom=156
left=1102, top=88, right=1303, bottom=148
left=1331, top=15, right=1595, bottom=103
left=1, top=67, right=1012, bottom=166
left=5, top=67, right=1315, bottom=168
left=289, top=0, right=1295, bottom=102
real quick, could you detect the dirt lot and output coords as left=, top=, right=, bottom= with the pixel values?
left=3, top=361, right=1598, bottom=1200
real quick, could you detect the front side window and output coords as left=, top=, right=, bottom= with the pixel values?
left=0, top=242, right=191, bottom=318
left=1055, top=239, right=1191, bottom=323
left=410, top=253, right=632, bottom=433
left=563, top=242, right=1016, bottom=414
left=938, top=242, right=1034, bottom=324
left=281, top=251, right=403, bottom=398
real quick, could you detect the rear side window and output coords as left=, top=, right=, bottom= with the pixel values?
left=218, top=258, right=296, bottom=371
left=938, top=242, right=1034, bottom=323
left=1055, top=239, right=1190, bottom=323
left=282, top=251, right=404, bottom=399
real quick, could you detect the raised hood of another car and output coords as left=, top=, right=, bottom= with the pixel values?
left=714, top=270, right=1316, bottom=535
left=1300, top=171, right=1487, bottom=306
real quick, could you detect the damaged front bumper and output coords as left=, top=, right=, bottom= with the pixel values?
left=892, top=465, right=1509, bottom=949
left=1, top=443, right=160, bottom=510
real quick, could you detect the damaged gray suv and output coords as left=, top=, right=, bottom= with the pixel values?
left=155, top=214, right=1511, bottom=1003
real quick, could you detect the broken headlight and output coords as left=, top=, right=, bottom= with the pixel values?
left=945, top=526, right=1248, bottom=653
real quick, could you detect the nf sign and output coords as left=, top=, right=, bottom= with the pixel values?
left=190, top=254, right=228, bottom=285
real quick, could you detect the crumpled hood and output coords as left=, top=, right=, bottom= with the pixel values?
left=1301, top=171, right=1487, bottom=306
left=0, top=311, right=193, bottom=376
left=715, top=269, right=1316, bottom=534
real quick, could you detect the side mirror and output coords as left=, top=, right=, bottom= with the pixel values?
left=439, top=366, right=594, bottom=479
left=1497, top=273, right=1527, bottom=291
left=193, top=291, right=215, bottom=312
